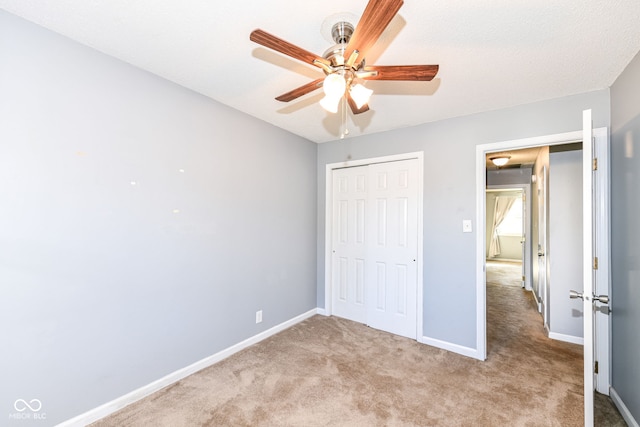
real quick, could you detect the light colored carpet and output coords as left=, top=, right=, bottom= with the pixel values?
left=91, top=273, right=625, bottom=426
left=486, top=259, right=523, bottom=287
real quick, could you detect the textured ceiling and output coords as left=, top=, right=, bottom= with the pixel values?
left=1, top=0, right=639, bottom=143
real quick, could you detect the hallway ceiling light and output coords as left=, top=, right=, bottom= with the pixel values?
left=490, top=156, right=511, bottom=167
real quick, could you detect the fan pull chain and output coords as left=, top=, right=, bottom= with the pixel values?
left=340, top=96, right=349, bottom=139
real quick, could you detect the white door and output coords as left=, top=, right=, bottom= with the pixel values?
left=366, top=160, right=419, bottom=339
left=537, top=166, right=548, bottom=324
left=576, top=110, right=612, bottom=426
left=331, top=165, right=368, bottom=323
left=578, top=109, right=613, bottom=426
left=331, top=159, right=419, bottom=339
left=581, top=109, right=596, bottom=426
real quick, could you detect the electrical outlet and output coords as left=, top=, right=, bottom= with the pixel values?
left=463, top=220, right=473, bottom=233
left=256, top=310, right=262, bottom=324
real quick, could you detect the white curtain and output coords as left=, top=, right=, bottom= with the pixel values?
left=488, top=196, right=517, bottom=258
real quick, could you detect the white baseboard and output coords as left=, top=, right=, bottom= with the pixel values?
left=316, top=308, right=328, bottom=316
left=610, top=387, right=639, bottom=427
left=548, top=331, right=584, bottom=345
left=57, top=308, right=318, bottom=427
left=420, top=336, right=482, bottom=360
left=531, top=290, right=542, bottom=313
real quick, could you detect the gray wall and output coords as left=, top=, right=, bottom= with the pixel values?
left=548, top=149, right=583, bottom=339
left=0, top=11, right=317, bottom=426
left=610, top=49, right=640, bottom=421
left=487, top=167, right=532, bottom=186
left=317, top=91, right=610, bottom=349
left=2, top=5, right=634, bottom=424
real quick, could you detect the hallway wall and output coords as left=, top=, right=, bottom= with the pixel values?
left=548, top=148, right=583, bottom=341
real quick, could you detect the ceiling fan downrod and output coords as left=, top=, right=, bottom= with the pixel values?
left=331, top=21, right=354, bottom=44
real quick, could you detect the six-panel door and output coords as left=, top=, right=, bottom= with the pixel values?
left=331, top=159, right=419, bottom=339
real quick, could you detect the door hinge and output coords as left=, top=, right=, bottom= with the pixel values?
left=593, top=158, right=598, bottom=171
left=594, top=361, right=599, bottom=374
left=593, top=257, right=599, bottom=270
left=522, top=275, right=526, bottom=282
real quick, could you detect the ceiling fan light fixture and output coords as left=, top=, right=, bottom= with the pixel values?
left=250, top=0, right=440, bottom=119
left=323, top=73, right=346, bottom=98
left=320, top=94, right=342, bottom=113
left=490, top=156, right=511, bottom=167
left=350, top=83, right=373, bottom=109
left=321, top=73, right=347, bottom=113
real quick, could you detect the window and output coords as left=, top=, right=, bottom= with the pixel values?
left=496, top=197, right=523, bottom=236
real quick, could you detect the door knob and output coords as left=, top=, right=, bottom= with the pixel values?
left=593, top=294, right=609, bottom=304
left=570, top=291, right=609, bottom=304
left=569, top=290, right=583, bottom=300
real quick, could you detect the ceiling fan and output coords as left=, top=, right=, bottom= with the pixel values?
left=250, top=0, right=439, bottom=115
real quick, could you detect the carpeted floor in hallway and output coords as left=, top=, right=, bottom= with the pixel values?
left=486, top=259, right=524, bottom=288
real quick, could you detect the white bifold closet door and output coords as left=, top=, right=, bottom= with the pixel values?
left=331, top=159, right=419, bottom=339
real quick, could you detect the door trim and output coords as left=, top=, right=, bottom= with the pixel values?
left=475, top=129, right=610, bottom=361
left=324, top=152, right=424, bottom=339
left=592, top=128, right=611, bottom=395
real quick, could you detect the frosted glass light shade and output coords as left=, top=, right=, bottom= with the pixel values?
left=320, top=74, right=346, bottom=113
left=323, top=74, right=346, bottom=98
left=490, top=156, right=510, bottom=167
left=320, top=95, right=341, bottom=113
left=350, top=83, right=373, bottom=108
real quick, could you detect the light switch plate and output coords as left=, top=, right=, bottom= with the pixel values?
left=463, top=220, right=472, bottom=233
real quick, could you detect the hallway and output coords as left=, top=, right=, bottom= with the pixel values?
left=486, top=259, right=626, bottom=426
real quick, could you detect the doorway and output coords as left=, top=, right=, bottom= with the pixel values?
left=324, top=152, right=424, bottom=340
left=476, top=127, right=611, bottom=422
left=485, top=186, right=526, bottom=355
left=485, top=187, right=528, bottom=287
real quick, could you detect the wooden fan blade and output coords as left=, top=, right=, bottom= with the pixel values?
left=275, top=78, right=324, bottom=102
left=250, top=29, right=331, bottom=68
left=347, top=93, right=370, bottom=114
left=362, top=65, right=439, bottom=81
left=344, top=0, right=404, bottom=66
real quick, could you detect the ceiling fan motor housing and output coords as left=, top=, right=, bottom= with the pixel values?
left=323, top=22, right=356, bottom=67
